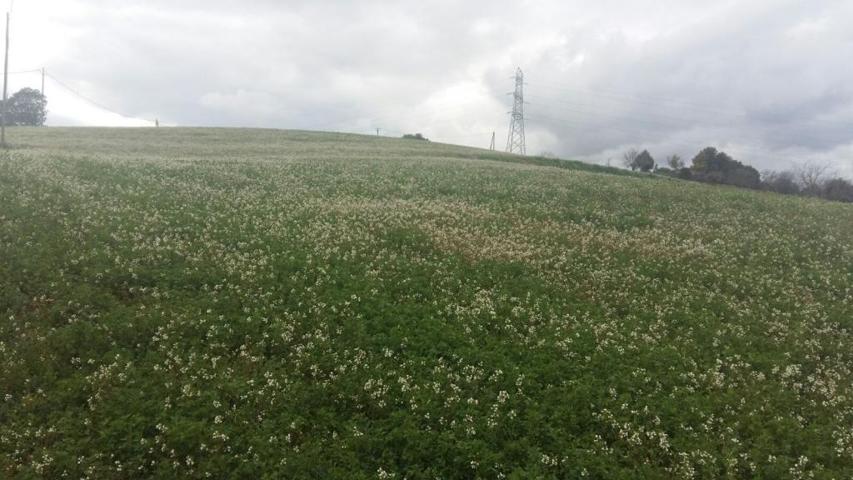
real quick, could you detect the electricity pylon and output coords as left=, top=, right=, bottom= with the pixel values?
left=505, top=68, right=526, bottom=155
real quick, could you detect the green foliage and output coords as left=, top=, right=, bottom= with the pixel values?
left=402, top=133, right=430, bottom=141
left=0, top=127, right=851, bottom=479
left=634, top=150, right=655, bottom=172
left=690, top=147, right=761, bottom=189
left=666, top=154, right=684, bottom=170
left=3, top=88, right=47, bottom=127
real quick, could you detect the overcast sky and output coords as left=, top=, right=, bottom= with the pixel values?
left=7, top=0, right=853, bottom=177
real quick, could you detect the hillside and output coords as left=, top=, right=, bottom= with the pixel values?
left=1, top=128, right=852, bottom=479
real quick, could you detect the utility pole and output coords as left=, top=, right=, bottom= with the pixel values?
left=376, top=128, right=380, bottom=136
left=489, top=131, right=495, bottom=151
left=1, top=12, right=9, bottom=148
left=41, top=67, right=44, bottom=95
left=505, top=68, right=526, bottom=155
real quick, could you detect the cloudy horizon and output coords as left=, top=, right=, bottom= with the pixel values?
left=7, top=0, right=853, bottom=178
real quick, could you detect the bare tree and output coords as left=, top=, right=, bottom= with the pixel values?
left=622, top=148, right=640, bottom=170
left=796, top=161, right=831, bottom=195
left=762, top=170, right=800, bottom=195
left=823, top=177, right=853, bottom=203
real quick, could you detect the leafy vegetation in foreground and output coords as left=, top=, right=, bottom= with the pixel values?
left=1, top=128, right=851, bottom=479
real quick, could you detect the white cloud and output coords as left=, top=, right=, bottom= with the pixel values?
left=3, top=0, right=850, bottom=177
left=200, top=90, right=279, bottom=117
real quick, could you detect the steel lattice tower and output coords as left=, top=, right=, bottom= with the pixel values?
left=505, top=68, right=526, bottom=155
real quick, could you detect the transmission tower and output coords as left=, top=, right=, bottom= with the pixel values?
left=505, top=68, right=526, bottom=155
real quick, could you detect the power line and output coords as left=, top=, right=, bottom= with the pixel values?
left=43, top=72, right=118, bottom=113
left=16, top=64, right=837, bottom=167
left=3, top=67, right=152, bottom=124
left=42, top=71, right=153, bottom=124
left=7, top=68, right=39, bottom=75
left=527, top=99, right=851, bottom=156
left=531, top=81, right=852, bottom=131
left=532, top=81, right=748, bottom=118
left=525, top=109, right=823, bottom=169
left=527, top=95, right=724, bottom=129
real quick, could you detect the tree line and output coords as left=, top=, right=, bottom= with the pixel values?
left=622, top=147, right=853, bottom=203
left=2, top=88, right=47, bottom=127
left=402, top=133, right=430, bottom=141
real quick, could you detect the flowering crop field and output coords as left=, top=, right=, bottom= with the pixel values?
left=1, top=127, right=852, bottom=479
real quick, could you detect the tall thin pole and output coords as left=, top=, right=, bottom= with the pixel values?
left=41, top=67, right=44, bottom=95
left=1, top=12, right=9, bottom=148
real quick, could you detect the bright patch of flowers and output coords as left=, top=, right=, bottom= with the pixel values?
left=0, top=128, right=851, bottom=478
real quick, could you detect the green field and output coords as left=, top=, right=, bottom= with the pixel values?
left=1, top=128, right=851, bottom=479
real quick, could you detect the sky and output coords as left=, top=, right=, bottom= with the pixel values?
left=6, top=0, right=853, bottom=178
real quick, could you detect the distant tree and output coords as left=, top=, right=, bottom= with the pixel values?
left=4, top=88, right=47, bottom=126
left=634, top=150, right=655, bottom=172
left=796, top=161, right=830, bottom=196
left=760, top=168, right=851, bottom=203
left=726, top=164, right=762, bottom=189
left=540, top=151, right=558, bottom=159
left=690, top=146, right=761, bottom=189
left=666, top=154, right=684, bottom=170
left=676, top=168, right=693, bottom=180
left=821, top=177, right=853, bottom=203
left=661, top=153, right=692, bottom=178
left=622, top=148, right=640, bottom=170
left=762, top=170, right=800, bottom=195
left=691, top=147, right=726, bottom=183
left=402, top=133, right=429, bottom=141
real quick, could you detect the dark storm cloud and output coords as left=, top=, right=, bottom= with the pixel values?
left=17, top=0, right=853, bottom=177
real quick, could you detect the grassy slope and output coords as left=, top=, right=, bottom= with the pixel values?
left=1, top=127, right=851, bottom=479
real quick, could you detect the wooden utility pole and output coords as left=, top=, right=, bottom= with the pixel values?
left=1, top=12, right=9, bottom=148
